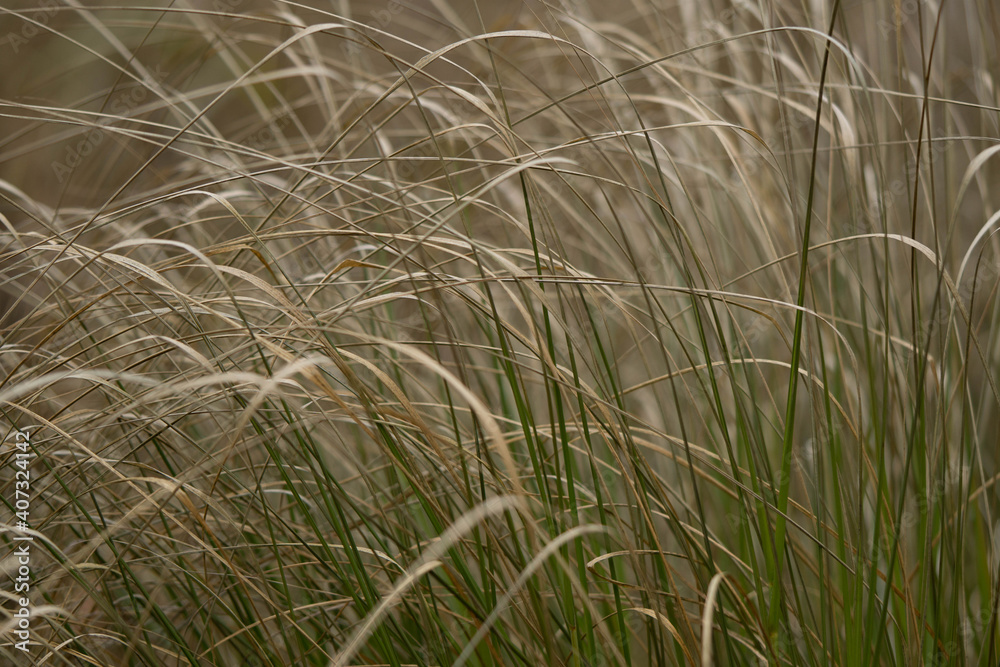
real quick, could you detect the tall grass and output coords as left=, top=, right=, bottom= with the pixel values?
left=0, top=0, right=998, bottom=664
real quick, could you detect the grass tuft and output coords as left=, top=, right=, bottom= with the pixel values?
left=0, top=1, right=998, bottom=664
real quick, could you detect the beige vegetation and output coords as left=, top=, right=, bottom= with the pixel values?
left=0, top=0, right=998, bottom=665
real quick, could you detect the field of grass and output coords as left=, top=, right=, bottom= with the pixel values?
left=0, top=0, right=998, bottom=664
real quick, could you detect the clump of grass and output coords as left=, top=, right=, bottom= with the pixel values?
left=0, top=0, right=998, bottom=664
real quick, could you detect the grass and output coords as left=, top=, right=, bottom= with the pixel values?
left=0, top=0, right=998, bottom=664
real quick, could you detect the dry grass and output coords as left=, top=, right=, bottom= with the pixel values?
left=0, top=0, right=998, bottom=664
